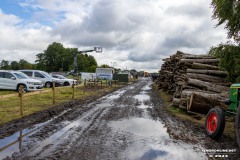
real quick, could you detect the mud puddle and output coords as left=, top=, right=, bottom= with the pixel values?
left=109, top=118, right=206, bottom=160
left=0, top=109, right=72, bottom=159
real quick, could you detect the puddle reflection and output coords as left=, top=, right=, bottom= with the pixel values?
left=110, top=118, right=206, bottom=160
left=134, top=94, right=150, bottom=102
left=110, top=118, right=169, bottom=138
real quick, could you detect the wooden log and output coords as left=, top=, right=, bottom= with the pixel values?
left=187, top=78, right=229, bottom=93
left=181, top=54, right=215, bottom=59
left=188, top=93, right=228, bottom=114
left=172, top=98, right=181, bottom=107
left=181, top=85, right=198, bottom=90
left=179, top=105, right=187, bottom=110
left=181, top=89, right=226, bottom=100
left=180, top=59, right=219, bottom=64
left=186, top=73, right=226, bottom=83
left=187, top=62, right=220, bottom=70
left=186, top=69, right=228, bottom=77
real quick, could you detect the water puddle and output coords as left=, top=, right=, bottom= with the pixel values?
left=134, top=94, right=151, bottom=109
left=134, top=94, right=150, bottom=102
left=142, top=84, right=151, bottom=91
left=28, top=120, right=90, bottom=156
left=110, top=118, right=169, bottom=137
left=109, top=118, right=206, bottom=160
left=107, top=90, right=126, bottom=100
left=0, top=109, right=70, bottom=159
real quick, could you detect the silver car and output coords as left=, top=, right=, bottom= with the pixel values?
left=19, top=70, right=63, bottom=88
left=52, top=75, right=78, bottom=86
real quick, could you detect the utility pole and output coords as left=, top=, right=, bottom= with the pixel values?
left=74, top=47, right=102, bottom=74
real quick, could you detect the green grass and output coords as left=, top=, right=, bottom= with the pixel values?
left=0, top=83, right=123, bottom=125
left=0, top=90, right=17, bottom=96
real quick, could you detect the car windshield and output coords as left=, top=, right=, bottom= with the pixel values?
left=13, top=72, right=29, bottom=79
left=41, top=71, right=52, bottom=78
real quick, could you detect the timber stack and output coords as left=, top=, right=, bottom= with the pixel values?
left=157, top=51, right=230, bottom=114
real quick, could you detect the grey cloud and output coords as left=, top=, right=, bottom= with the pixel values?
left=165, top=4, right=210, bottom=18
left=82, top=0, right=137, bottom=33
left=128, top=52, right=160, bottom=62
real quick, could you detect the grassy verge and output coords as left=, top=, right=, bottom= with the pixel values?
left=0, top=83, right=124, bottom=125
left=152, top=83, right=235, bottom=139
left=0, top=90, right=16, bottom=96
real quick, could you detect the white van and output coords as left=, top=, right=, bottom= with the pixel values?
left=19, top=70, right=63, bottom=88
left=0, top=70, right=43, bottom=92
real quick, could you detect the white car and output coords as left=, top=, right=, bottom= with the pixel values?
left=0, top=70, right=43, bottom=92
left=52, top=75, right=78, bottom=86
left=19, top=70, right=63, bottom=88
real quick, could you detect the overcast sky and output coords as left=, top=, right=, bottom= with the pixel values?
left=0, top=0, right=227, bottom=72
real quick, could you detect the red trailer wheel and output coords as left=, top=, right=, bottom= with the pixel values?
left=205, top=108, right=225, bottom=139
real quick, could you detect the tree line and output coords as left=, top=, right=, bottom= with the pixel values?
left=209, top=0, right=240, bottom=82
left=0, top=42, right=98, bottom=73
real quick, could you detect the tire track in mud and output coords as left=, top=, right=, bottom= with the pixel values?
left=3, top=79, right=227, bottom=160
left=16, top=102, right=111, bottom=159
left=6, top=80, right=148, bottom=160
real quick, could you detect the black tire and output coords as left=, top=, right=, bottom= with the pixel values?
left=205, top=107, right=225, bottom=139
left=64, top=81, right=70, bottom=86
left=17, top=84, right=27, bottom=93
left=235, top=106, right=240, bottom=147
left=45, top=82, right=52, bottom=88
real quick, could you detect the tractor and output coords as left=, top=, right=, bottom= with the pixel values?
left=205, top=84, right=240, bottom=147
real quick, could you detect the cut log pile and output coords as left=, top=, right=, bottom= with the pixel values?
left=157, top=51, right=230, bottom=114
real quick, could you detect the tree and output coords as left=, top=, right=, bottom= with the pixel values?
left=44, top=42, right=66, bottom=72
left=208, top=43, right=240, bottom=82
left=211, top=0, right=240, bottom=42
left=87, top=55, right=97, bottom=72
left=35, top=53, right=47, bottom=71
left=19, top=59, right=33, bottom=69
left=0, top=60, right=10, bottom=69
left=130, top=69, right=138, bottom=76
left=10, top=61, right=20, bottom=70
left=99, top=64, right=110, bottom=68
left=34, top=42, right=98, bottom=72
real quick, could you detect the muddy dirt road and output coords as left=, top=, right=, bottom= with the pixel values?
left=0, top=78, right=238, bottom=160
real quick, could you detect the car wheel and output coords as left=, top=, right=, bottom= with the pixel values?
left=64, top=82, right=70, bottom=86
left=45, top=82, right=52, bottom=88
left=17, top=84, right=27, bottom=93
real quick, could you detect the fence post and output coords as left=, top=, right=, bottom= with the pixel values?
left=18, top=129, right=23, bottom=149
left=18, top=85, right=23, bottom=116
left=52, top=81, right=56, bottom=105
left=95, top=79, right=97, bottom=91
left=101, top=81, right=102, bottom=89
left=72, top=80, right=75, bottom=99
left=84, top=79, right=86, bottom=94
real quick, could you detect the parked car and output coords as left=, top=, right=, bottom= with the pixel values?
left=0, top=70, right=43, bottom=92
left=19, top=70, right=63, bottom=88
left=51, top=75, right=78, bottom=86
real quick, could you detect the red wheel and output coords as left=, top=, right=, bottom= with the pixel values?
left=205, top=107, right=225, bottom=139
left=207, top=112, right=218, bottom=134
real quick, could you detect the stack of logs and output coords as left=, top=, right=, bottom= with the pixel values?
left=158, top=51, right=230, bottom=114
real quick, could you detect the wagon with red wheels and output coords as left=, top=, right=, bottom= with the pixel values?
left=205, top=84, right=240, bottom=147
